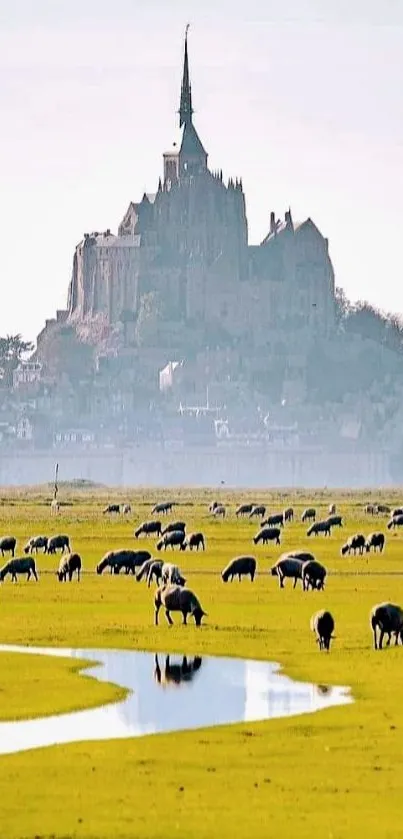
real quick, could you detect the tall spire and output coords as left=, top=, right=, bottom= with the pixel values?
left=179, top=24, right=193, bottom=128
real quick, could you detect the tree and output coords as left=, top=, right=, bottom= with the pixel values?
left=0, top=334, right=34, bottom=386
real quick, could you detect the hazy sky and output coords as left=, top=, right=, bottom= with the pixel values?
left=1, top=0, right=403, bottom=341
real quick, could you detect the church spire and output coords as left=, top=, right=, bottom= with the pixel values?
left=179, top=25, right=193, bottom=128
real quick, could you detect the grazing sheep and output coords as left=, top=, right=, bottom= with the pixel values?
left=152, top=501, right=174, bottom=515
left=134, top=520, right=162, bottom=538
left=0, top=557, right=38, bottom=582
left=0, top=536, right=16, bottom=557
left=154, top=584, right=207, bottom=626
left=187, top=532, right=205, bottom=551
left=341, top=534, right=366, bottom=556
left=376, top=504, right=391, bottom=515
left=46, top=534, right=70, bottom=554
left=249, top=505, right=266, bottom=519
left=271, top=556, right=304, bottom=589
left=391, top=507, right=403, bottom=519
left=154, top=654, right=202, bottom=686
left=328, top=503, right=336, bottom=515
left=57, top=552, right=82, bottom=582
left=307, top=520, right=331, bottom=537
left=365, top=503, right=377, bottom=515
left=103, top=504, right=120, bottom=515
left=387, top=514, right=403, bottom=530
left=24, top=536, right=48, bottom=555
left=326, top=515, right=343, bottom=528
left=212, top=504, right=226, bottom=518
left=370, top=602, right=403, bottom=649
left=365, top=532, right=385, bottom=553
left=253, top=526, right=281, bottom=546
left=161, top=562, right=186, bottom=586
left=156, top=530, right=187, bottom=551
left=221, top=555, right=256, bottom=583
left=310, top=610, right=335, bottom=651
left=97, top=549, right=151, bottom=575
left=236, top=503, right=253, bottom=517
left=262, top=513, right=284, bottom=528
left=161, top=521, right=186, bottom=536
left=121, top=504, right=131, bottom=515
left=301, top=508, right=316, bottom=523
left=283, top=507, right=294, bottom=522
left=209, top=500, right=218, bottom=513
left=136, top=559, right=163, bottom=587
left=302, top=559, right=327, bottom=591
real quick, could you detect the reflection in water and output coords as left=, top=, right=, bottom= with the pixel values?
left=0, top=645, right=352, bottom=756
left=154, top=655, right=203, bottom=688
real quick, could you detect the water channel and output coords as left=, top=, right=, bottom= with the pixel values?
left=0, top=645, right=352, bottom=755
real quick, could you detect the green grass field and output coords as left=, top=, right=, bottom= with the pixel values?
left=1, top=485, right=403, bottom=838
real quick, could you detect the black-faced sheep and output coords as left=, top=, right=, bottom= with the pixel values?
left=270, top=556, right=304, bottom=589
left=221, top=555, right=256, bottom=582
left=307, top=520, right=331, bottom=537
left=134, top=520, right=162, bottom=538
left=341, top=534, right=366, bottom=556
left=301, top=508, right=316, bottom=523
left=161, top=562, right=186, bottom=586
left=365, top=532, right=385, bottom=553
left=46, top=534, right=70, bottom=554
left=253, top=526, right=281, bottom=546
left=236, top=504, right=253, bottom=517
left=24, top=536, right=48, bottom=554
left=0, top=557, right=38, bottom=582
left=310, top=610, right=335, bottom=651
left=187, top=532, right=205, bottom=551
left=0, top=536, right=16, bottom=557
left=154, top=584, right=207, bottom=626
left=262, top=513, right=284, bottom=528
left=302, top=559, right=327, bottom=590
left=161, top=521, right=186, bottom=536
left=152, top=502, right=174, bottom=515
left=370, top=602, right=403, bottom=650
left=387, top=515, right=403, bottom=530
left=57, top=552, right=82, bottom=582
left=156, top=530, right=186, bottom=551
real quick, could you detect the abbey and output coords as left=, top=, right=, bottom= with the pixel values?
left=65, top=34, right=335, bottom=350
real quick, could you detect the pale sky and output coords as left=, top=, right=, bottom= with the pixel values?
left=1, top=0, right=403, bottom=342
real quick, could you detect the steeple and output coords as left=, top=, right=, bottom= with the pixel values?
left=179, top=25, right=193, bottom=128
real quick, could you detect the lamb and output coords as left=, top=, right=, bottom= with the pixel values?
left=46, top=534, right=70, bottom=554
left=328, top=503, right=336, bottom=515
left=249, top=505, right=266, bottom=519
left=212, top=504, right=226, bottom=518
left=387, top=514, right=403, bottom=530
left=253, top=526, right=281, bottom=546
left=24, top=536, right=48, bottom=554
left=97, top=549, right=151, bottom=575
left=152, top=501, right=174, bottom=515
left=161, top=521, right=186, bottom=536
left=262, top=513, right=284, bottom=528
left=307, top=520, right=331, bottom=537
left=0, top=536, right=16, bottom=557
left=302, top=559, right=327, bottom=591
left=154, top=584, right=207, bottom=626
left=341, top=534, right=366, bottom=556
left=326, top=515, right=343, bottom=528
left=161, top=562, right=186, bottom=586
left=156, top=530, right=187, bottom=551
left=236, top=503, right=253, bottom=517
left=370, top=602, right=403, bottom=650
left=283, top=507, right=294, bottom=522
left=221, top=555, right=256, bottom=583
left=134, top=520, right=162, bottom=538
left=301, top=508, right=316, bottom=523
left=136, top=559, right=164, bottom=587
left=57, top=552, right=82, bottom=582
left=310, top=610, right=335, bottom=651
left=187, top=532, right=205, bottom=551
left=0, top=557, right=38, bottom=582
left=365, top=532, right=385, bottom=553
left=271, top=556, right=304, bottom=589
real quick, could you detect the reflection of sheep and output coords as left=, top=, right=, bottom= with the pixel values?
left=310, top=610, right=335, bottom=651
left=271, top=556, right=304, bottom=589
left=161, top=562, right=186, bottom=586
left=302, top=559, right=327, bottom=590
left=341, top=534, right=366, bottom=556
left=365, top=532, right=385, bottom=553
left=221, top=556, right=256, bottom=583
left=370, top=602, right=403, bottom=650
left=0, top=557, right=38, bottom=582
left=57, top=552, right=82, bottom=582
left=154, top=585, right=207, bottom=626
left=154, top=654, right=202, bottom=687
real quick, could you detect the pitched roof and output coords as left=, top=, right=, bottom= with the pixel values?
left=180, top=121, right=207, bottom=158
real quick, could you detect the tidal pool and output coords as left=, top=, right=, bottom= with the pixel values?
left=0, top=645, right=352, bottom=755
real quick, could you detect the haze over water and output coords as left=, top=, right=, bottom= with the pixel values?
left=0, top=0, right=402, bottom=339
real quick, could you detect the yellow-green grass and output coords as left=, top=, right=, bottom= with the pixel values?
left=0, top=487, right=403, bottom=838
